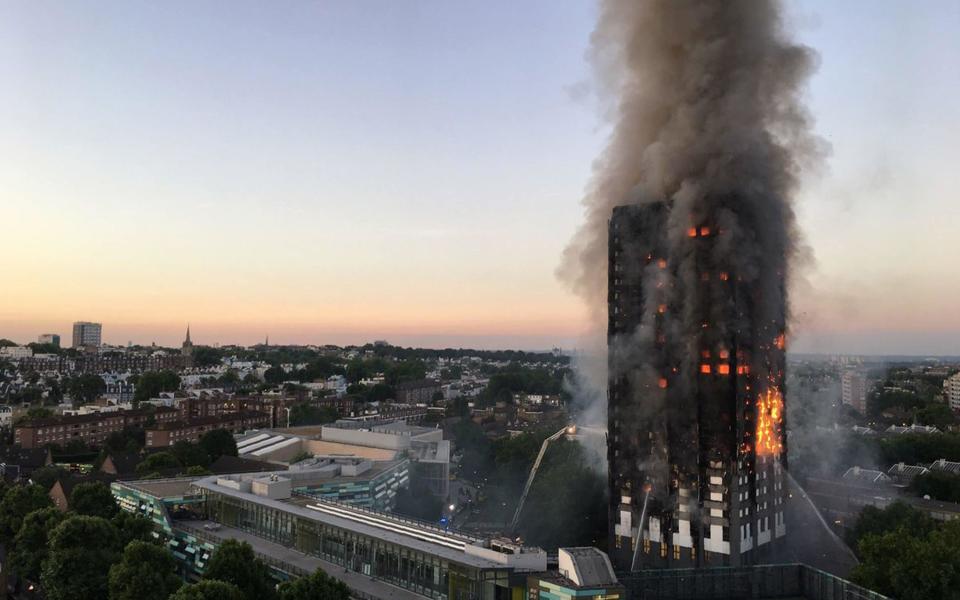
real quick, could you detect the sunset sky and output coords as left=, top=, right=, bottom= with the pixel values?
left=2, top=1, right=958, bottom=354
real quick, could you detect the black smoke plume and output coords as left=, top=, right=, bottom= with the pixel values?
left=561, top=0, right=823, bottom=433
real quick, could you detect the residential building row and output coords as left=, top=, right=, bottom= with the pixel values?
left=12, top=405, right=271, bottom=449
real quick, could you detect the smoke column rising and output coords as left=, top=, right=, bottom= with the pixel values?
left=560, top=0, right=823, bottom=434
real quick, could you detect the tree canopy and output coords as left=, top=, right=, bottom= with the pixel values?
left=203, top=539, right=277, bottom=600
left=68, top=374, right=107, bottom=406
left=111, top=510, right=156, bottom=548
left=108, top=540, right=182, bottom=600
left=908, top=471, right=960, bottom=503
left=288, top=403, right=339, bottom=427
left=0, top=483, right=53, bottom=543
left=9, top=507, right=65, bottom=582
left=846, top=501, right=936, bottom=554
left=852, top=519, right=960, bottom=600
left=200, top=428, right=239, bottom=460
left=171, top=440, right=212, bottom=468
left=170, top=580, right=245, bottom=600
left=134, top=370, right=181, bottom=403
left=136, top=451, right=182, bottom=476
left=41, top=515, right=120, bottom=600
left=516, top=438, right=606, bottom=550
left=71, top=481, right=120, bottom=518
left=277, top=568, right=350, bottom=600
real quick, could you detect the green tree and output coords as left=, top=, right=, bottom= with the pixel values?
left=192, top=346, right=225, bottom=368
left=112, top=510, right=156, bottom=548
left=135, top=451, right=182, bottom=475
left=440, top=366, right=463, bottom=381
left=104, top=427, right=146, bottom=452
left=27, top=342, right=62, bottom=355
left=13, top=406, right=54, bottom=426
left=171, top=440, right=212, bottom=468
left=200, top=428, right=239, bottom=460
left=134, top=370, right=181, bottom=403
left=9, top=507, right=65, bottom=582
left=846, top=501, right=936, bottom=554
left=909, top=471, right=960, bottom=503
left=277, top=568, right=350, bottom=600
left=108, top=540, right=182, bottom=600
left=203, top=539, right=277, bottom=600
left=71, top=481, right=119, bottom=518
left=170, top=580, right=245, bottom=600
left=516, top=439, right=606, bottom=550
left=0, top=483, right=53, bottom=543
left=365, top=383, right=395, bottom=403
left=852, top=520, right=960, bottom=600
left=915, top=403, right=957, bottom=428
left=297, top=356, right=343, bottom=382
left=344, top=359, right=369, bottom=384
left=41, top=515, right=120, bottom=600
left=43, top=376, right=64, bottom=403
left=218, top=369, right=241, bottom=388
left=183, top=465, right=213, bottom=476
left=288, top=404, right=339, bottom=426
left=68, top=374, right=107, bottom=406
left=30, top=465, right=67, bottom=491
left=264, top=365, right=286, bottom=385
left=385, top=360, right=426, bottom=385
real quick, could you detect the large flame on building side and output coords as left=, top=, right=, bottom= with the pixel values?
left=755, top=387, right=785, bottom=456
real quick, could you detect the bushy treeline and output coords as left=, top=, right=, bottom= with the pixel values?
left=0, top=478, right=351, bottom=600
left=848, top=502, right=960, bottom=600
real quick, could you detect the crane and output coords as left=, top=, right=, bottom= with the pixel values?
left=508, top=425, right=577, bottom=534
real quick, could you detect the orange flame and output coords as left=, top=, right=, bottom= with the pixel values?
left=775, top=334, right=785, bottom=350
left=755, top=387, right=784, bottom=456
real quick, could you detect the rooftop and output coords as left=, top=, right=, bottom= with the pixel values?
left=176, top=520, right=423, bottom=600
left=929, top=458, right=960, bottom=475
left=122, top=477, right=200, bottom=499
left=180, top=471, right=543, bottom=571
left=558, top=547, right=619, bottom=587
left=841, top=466, right=890, bottom=485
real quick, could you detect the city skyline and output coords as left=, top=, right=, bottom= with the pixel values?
left=3, top=1, right=959, bottom=354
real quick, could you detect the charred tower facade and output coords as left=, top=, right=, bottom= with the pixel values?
left=608, top=202, right=787, bottom=570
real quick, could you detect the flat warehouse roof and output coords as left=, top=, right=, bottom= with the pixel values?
left=237, top=433, right=272, bottom=448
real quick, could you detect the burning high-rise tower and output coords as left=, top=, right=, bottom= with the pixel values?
left=607, top=200, right=788, bottom=569
left=559, top=0, right=817, bottom=570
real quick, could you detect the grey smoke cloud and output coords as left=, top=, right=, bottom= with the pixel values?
left=560, top=0, right=824, bottom=419
left=560, top=0, right=823, bottom=320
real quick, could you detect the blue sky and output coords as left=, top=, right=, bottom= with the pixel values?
left=1, top=1, right=957, bottom=353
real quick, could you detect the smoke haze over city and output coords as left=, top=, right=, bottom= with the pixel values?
left=2, top=1, right=959, bottom=354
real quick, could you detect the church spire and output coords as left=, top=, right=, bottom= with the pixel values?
left=185, top=323, right=191, bottom=344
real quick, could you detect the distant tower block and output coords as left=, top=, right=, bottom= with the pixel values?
left=607, top=203, right=787, bottom=570
left=72, top=321, right=102, bottom=349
